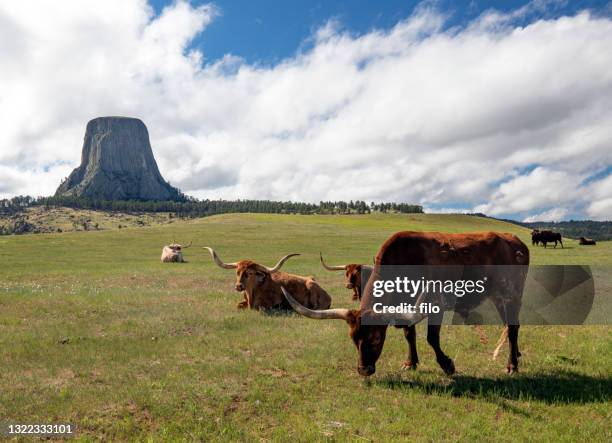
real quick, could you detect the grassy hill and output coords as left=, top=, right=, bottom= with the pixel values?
left=0, top=213, right=609, bottom=441
left=0, top=206, right=175, bottom=234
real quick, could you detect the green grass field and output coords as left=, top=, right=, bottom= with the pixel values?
left=0, top=213, right=610, bottom=441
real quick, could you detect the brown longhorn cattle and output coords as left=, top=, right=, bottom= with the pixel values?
left=319, top=253, right=373, bottom=301
left=204, top=247, right=332, bottom=311
left=323, top=249, right=506, bottom=366
left=579, top=236, right=596, bottom=245
left=283, top=231, right=529, bottom=376
left=161, top=240, right=192, bottom=263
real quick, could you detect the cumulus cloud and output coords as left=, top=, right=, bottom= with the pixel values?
left=523, top=207, right=569, bottom=223
left=0, top=0, right=611, bottom=220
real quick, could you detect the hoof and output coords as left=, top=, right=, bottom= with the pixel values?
left=441, top=359, right=455, bottom=376
left=506, top=365, right=518, bottom=375
left=401, top=360, right=418, bottom=371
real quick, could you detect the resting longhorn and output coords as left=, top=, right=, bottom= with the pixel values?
left=319, top=253, right=373, bottom=301
left=161, top=240, right=192, bottom=263
left=204, top=247, right=332, bottom=311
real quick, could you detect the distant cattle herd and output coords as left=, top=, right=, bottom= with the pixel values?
left=530, top=229, right=598, bottom=248
left=158, top=227, right=596, bottom=377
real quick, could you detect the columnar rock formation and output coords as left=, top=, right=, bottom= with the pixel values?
left=55, top=117, right=183, bottom=201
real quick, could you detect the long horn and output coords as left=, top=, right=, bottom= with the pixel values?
left=320, top=253, right=346, bottom=271
left=203, top=247, right=238, bottom=269
left=282, top=287, right=350, bottom=320
left=182, top=240, right=193, bottom=249
left=384, top=292, right=435, bottom=326
left=267, top=253, right=300, bottom=272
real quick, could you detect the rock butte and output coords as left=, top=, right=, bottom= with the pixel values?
left=56, top=116, right=183, bottom=201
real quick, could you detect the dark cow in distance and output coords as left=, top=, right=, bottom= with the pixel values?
left=319, top=253, right=373, bottom=301
left=531, top=229, right=563, bottom=248
left=204, top=247, right=331, bottom=311
left=579, top=237, right=596, bottom=245
left=283, top=231, right=529, bottom=376
left=531, top=230, right=540, bottom=246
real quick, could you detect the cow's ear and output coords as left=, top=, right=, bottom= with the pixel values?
left=255, top=270, right=267, bottom=284
left=346, top=310, right=360, bottom=326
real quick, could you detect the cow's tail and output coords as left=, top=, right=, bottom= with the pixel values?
left=492, top=326, right=508, bottom=360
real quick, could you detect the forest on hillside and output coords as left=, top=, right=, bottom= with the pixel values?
left=0, top=196, right=424, bottom=235
left=484, top=215, right=612, bottom=241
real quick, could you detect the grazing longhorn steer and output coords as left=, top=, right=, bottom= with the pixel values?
left=320, top=253, right=373, bottom=301
left=204, top=247, right=332, bottom=311
left=283, top=231, right=529, bottom=376
left=161, top=240, right=192, bottom=263
left=322, top=250, right=506, bottom=368
left=579, top=237, right=596, bottom=245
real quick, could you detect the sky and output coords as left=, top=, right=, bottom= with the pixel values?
left=0, top=0, right=611, bottom=221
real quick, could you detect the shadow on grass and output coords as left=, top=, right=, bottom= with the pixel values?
left=535, top=246, right=575, bottom=250
left=374, top=369, right=611, bottom=406
left=259, top=307, right=297, bottom=317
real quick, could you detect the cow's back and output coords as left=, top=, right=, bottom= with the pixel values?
left=161, top=247, right=176, bottom=262
left=376, top=231, right=529, bottom=266
left=272, top=273, right=332, bottom=309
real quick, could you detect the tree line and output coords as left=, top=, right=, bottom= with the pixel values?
left=1, top=195, right=424, bottom=218
left=519, top=220, right=612, bottom=241
left=472, top=214, right=612, bottom=241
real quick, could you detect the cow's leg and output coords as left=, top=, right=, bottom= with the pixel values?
left=492, top=290, right=522, bottom=373
left=401, top=325, right=419, bottom=370
left=237, top=291, right=249, bottom=309
left=506, top=324, right=520, bottom=374
left=426, top=323, right=455, bottom=375
left=560, top=239, right=563, bottom=248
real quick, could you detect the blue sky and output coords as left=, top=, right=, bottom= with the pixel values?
left=1, top=0, right=611, bottom=221
left=149, top=0, right=612, bottom=64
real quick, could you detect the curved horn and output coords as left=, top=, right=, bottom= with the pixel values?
left=320, top=253, right=347, bottom=271
left=383, top=292, right=433, bottom=326
left=181, top=240, right=193, bottom=249
left=267, top=253, right=300, bottom=272
left=282, top=287, right=350, bottom=320
left=203, top=247, right=238, bottom=269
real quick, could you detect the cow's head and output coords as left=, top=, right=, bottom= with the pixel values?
left=168, top=240, right=192, bottom=252
left=281, top=287, right=424, bottom=377
left=204, top=247, right=299, bottom=292
left=320, top=254, right=370, bottom=299
left=280, top=287, right=392, bottom=376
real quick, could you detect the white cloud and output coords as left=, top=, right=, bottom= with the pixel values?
left=523, top=207, right=569, bottom=223
left=0, top=0, right=610, bottom=220
left=474, top=167, right=581, bottom=216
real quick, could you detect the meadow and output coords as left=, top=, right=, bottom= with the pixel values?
left=0, top=213, right=610, bottom=441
